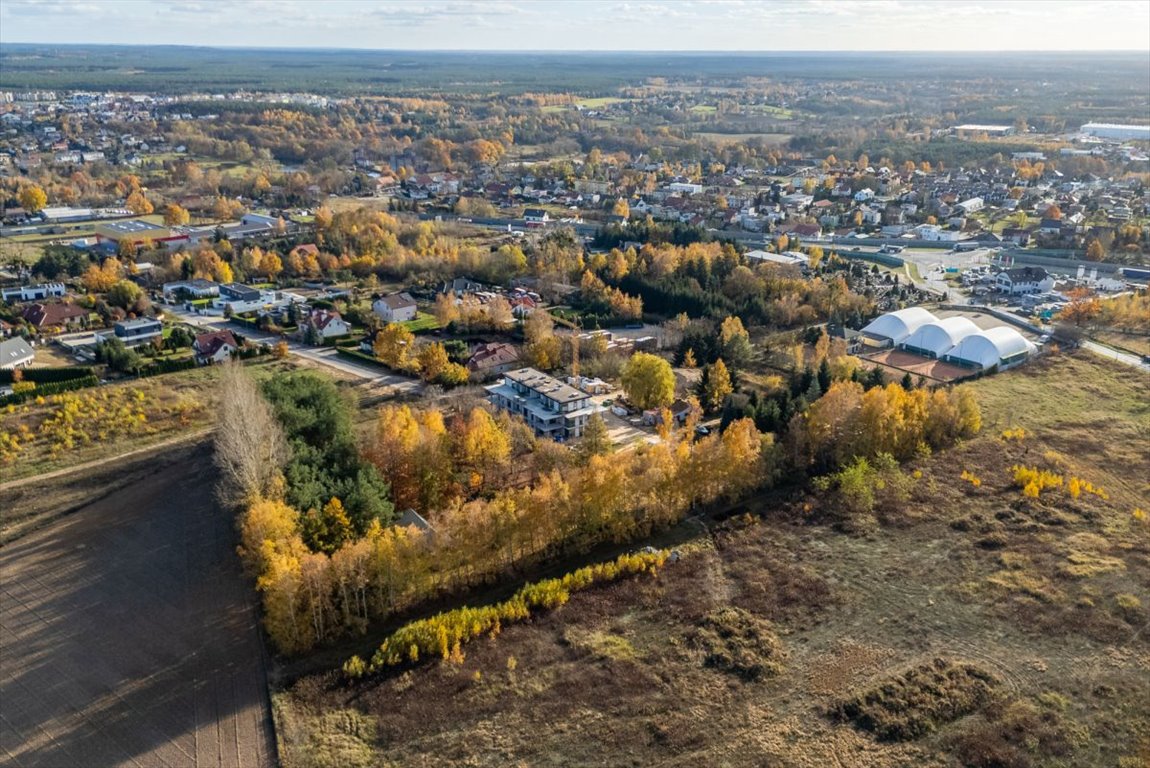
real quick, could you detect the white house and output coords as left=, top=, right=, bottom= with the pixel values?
left=299, top=309, right=350, bottom=342
left=917, top=224, right=963, bottom=242
left=0, top=337, right=34, bottom=370
left=193, top=329, right=239, bottom=364
left=995, top=267, right=1054, bottom=295
left=853, top=188, right=875, bottom=203
left=1, top=283, right=66, bottom=303
left=956, top=197, right=985, bottom=215
left=523, top=208, right=550, bottom=226
left=668, top=182, right=704, bottom=195
left=373, top=292, right=418, bottom=323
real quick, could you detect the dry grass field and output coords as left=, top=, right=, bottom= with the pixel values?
left=271, top=350, right=1150, bottom=768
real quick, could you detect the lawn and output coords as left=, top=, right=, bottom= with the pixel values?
left=575, top=96, right=630, bottom=109
left=694, top=131, right=792, bottom=146
left=402, top=311, right=441, bottom=334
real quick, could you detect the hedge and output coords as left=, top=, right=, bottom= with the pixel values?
left=0, top=374, right=100, bottom=406
left=0, top=366, right=94, bottom=385
left=138, top=357, right=197, bottom=377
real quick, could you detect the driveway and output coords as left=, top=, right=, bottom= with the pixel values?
left=0, top=444, right=277, bottom=768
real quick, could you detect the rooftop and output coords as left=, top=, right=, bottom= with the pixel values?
left=101, top=219, right=166, bottom=234
left=503, top=367, right=587, bottom=403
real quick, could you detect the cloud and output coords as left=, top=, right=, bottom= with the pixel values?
left=0, top=0, right=1147, bottom=50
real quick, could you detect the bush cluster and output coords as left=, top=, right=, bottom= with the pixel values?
left=354, top=550, right=668, bottom=676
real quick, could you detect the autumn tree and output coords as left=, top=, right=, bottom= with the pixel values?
left=1085, top=238, right=1105, bottom=262
left=523, top=310, right=561, bottom=370
left=719, top=315, right=753, bottom=371
left=459, top=407, right=511, bottom=491
left=259, top=249, right=283, bottom=280
left=163, top=203, right=191, bottom=226
left=82, top=257, right=122, bottom=293
left=612, top=199, right=630, bottom=218
left=433, top=292, right=461, bottom=327
left=417, top=342, right=450, bottom=382
left=621, top=352, right=675, bottom=410
left=701, top=358, right=733, bottom=412
left=577, top=413, right=612, bottom=463
left=374, top=323, right=417, bottom=371
left=1057, top=286, right=1101, bottom=326
left=18, top=184, right=48, bottom=213
left=126, top=190, right=154, bottom=215
left=105, top=279, right=144, bottom=311
left=215, top=363, right=291, bottom=506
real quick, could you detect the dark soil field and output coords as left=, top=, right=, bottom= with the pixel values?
left=0, top=443, right=277, bottom=768
left=274, top=352, right=1150, bottom=768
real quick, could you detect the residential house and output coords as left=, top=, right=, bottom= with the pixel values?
left=523, top=208, right=550, bottom=226
left=299, top=309, right=350, bottom=342
left=955, top=197, right=985, bottom=215
left=114, top=317, right=163, bottom=346
left=996, top=267, right=1054, bottom=295
left=486, top=367, right=602, bottom=440
left=0, top=337, right=34, bottom=370
left=193, top=329, right=238, bottom=364
left=219, top=283, right=261, bottom=304
left=289, top=243, right=319, bottom=261
left=466, top=342, right=520, bottom=379
left=441, top=277, right=485, bottom=297
left=373, top=292, right=418, bottom=323
left=163, top=278, right=220, bottom=300
left=395, top=508, right=436, bottom=544
left=1, top=282, right=66, bottom=303
left=509, top=294, right=538, bottom=318
left=1001, top=227, right=1033, bottom=246
left=21, top=302, right=88, bottom=331
left=642, top=399, right=694, bottom=426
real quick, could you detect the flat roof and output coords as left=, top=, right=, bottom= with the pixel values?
left=115, top=317, right=161, bottom=330
left=101, top=219, right=166, bottom=233
left=502, top=367, right=587, bottom=403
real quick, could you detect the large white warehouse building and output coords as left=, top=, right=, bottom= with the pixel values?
left=859, top=307, right=937, bottom=346
left=1079, top=123, right=1150, bottom=141
left=860, top=308, right=1038, bottom=372
left=901, top=317, right=981, bottom=359
left=944, top=327, right=1036, bottom=371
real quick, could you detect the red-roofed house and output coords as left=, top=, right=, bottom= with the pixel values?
left=21, top=302, right=89, bottom=332
left=467, top=342, right=520, bottom=379
left=193, top=329, right=239, bottom=365
left=298, top=309, right=350, bottom=343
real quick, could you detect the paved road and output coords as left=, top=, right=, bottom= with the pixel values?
left=1081, top=339, right=1150, bottom=372
left=0, top=445, right=277, bottom=768
left=168, top=306, right=422, bottom=391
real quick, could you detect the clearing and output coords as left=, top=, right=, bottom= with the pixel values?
left=272, top=350, right=1150, bottom=767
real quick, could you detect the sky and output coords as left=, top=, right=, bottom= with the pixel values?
left=1, top=0, right=1148, bottom=52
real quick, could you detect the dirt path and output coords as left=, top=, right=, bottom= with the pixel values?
left=0, top=428, right=214, bottom=493
left=0, top=444, right=277, bottom=767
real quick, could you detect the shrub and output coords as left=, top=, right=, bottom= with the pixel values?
left=829, top=658, right=1000, bottom=741
left=694, top=607, right=785, bottom=681
left=364, top=550, right=668, bottom=674
left=342, top=655, right=367, bottom=681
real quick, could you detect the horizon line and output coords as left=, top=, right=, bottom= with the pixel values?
left=1, top=42, right=1148, bottom=55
